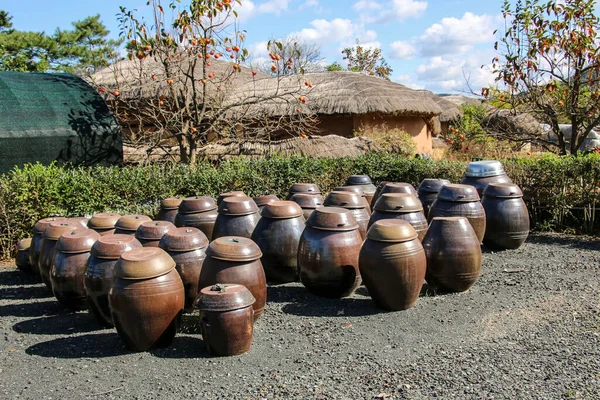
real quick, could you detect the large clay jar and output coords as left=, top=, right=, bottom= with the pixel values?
left=38, top=221, right=79, bottom=289
left=217, top=191, right=247, bottom=205
left=212, top=197, right=260, bottom=240
left=114, top=214, right=152, bottom=236
left=251, top=201, right=305, bottom=283
left=371, top=181, right=391, bottom=209
left=135, top=220, right=176, bottom=247
left=334, top=186, right=372, bottom=214
left=460, top=160, right=513, bottom=197
left=417, top=178, right=451, bottom=219
left=253, top=195, right=279, bottom=213
left=85, top=234, right=142, bottom=327
left=323, top=191, right=370, bottom=240
left=359, top=220, right=426, bottom=311
left=68, top=217, right=90, bottom=228
left=110, top=247, right=185, bottom=351
left=194, top=284, right=255, bottom=357
left=287, top=183, right=321, bottom=200
left=175, top=196, right=219, bottom=240
left=159, top=227, right=209, bottom=313
left=428, top=184, right=486, bottom=243
left=290, top=193, right=323, bottom=220
left=51, top=228, right=100, bottom=310
left=482, top=183, right=530, bottom=250
left=198, top=237, right=267, bottom=320
left=379, top=182, right=419, bottom=197
left=369, top=193, right=428, bottom=241
left=298, top=207, right=362, bottom=298
left=87, top=212, right=121, bottom=236
left=16, top=238, right=33, bottom=275
left=156, top=197, right=182, bottom=224
left=30, top=216, right=66, bottom=279
left=422, top=216, right=482, bottom=292
left=344, top=175, right=377, bottom=206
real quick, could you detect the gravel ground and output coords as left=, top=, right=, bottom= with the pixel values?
left=0, top=233, right=599, bottom=399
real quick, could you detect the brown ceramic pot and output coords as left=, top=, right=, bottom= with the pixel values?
left=379, top=182, right=418, bottom=197
left=135, top=220, right=176, bottom=247
left=87, top=212, right=121, bottom=236
left=30, top=217, right=66, bottom=279
left=298, top=207, right=362, bottom=298
left=51, top=228, right=100, bottom=310
left=253, top=195, right=279, bottom=212
left=344, top=175, right=377, bottom=206
left=217, top=191, right=247, bottom=205
left=198, top=237, right=267, bottom=320
left=482, top=183, right=530, bottom=250
left=460, top=175, right=513, bottom=198
left=290, top=193, right=324, bottom=220
left=109, top=247, right=185, bottom=351
left=428, top=184, right=486, bottom=243
left=175, top=196, right=219, bottom=240
left=212, top=197, right=260, bottom=240
left=114, top=214, right=152, bottom=235
left=287, top=183, right=321, bottom=200
left=38, top=221, right=79, bottom=289
left=369, top=193, right=428, bottom=241
left=359, top=220, right=426, bottom=310
left=460, top=160, right=513, bottom=197
left=323, top=191, right=370, bottom=240
left=84, top=234, right=142, bottom=327
left=194, top=284, right=255, bottom=357
left=251, top=201, right=305, bottom=283
left=156, top=197, right=183, bottom=224
left=68, top=217, right=90, bottom=228
left=423, top=217, right=482, bottom=292
left=417, top=178, right=451, bottom=219
left=370, top=181, right=391, bottom=209
left=159, top=227, right=209, bottom=313
left=16, top=238, right=33, bottom=274
left=334, top=186, right=372, bottom=214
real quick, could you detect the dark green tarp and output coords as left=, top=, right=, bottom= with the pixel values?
left=0, top=72, right=122, bottom=173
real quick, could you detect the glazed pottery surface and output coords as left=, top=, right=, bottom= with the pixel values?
left=87, top=213, right=121, bottom=236
left=175, top=209, right=218, bottom=240
left=482, top=183, right=530, bottom=249
left=38, top=221, right=79, bottom=288
left=30, top=217, right=66, bottom=278
left=461, top=161, right=512, bottom=197
left=344, top=175, right=377, bottom=205
left=253, top=195, right=279, bottom=211
left=212, top=197, right=260, bottom=240
left=379, top=182, right=418, bottom=197
left=460, top=174, right=513, bottom=198
left=16, top=238, right=33, bottom=274
left=217, top=191, right=247, bottom=205
left=369, top=193, right=427, bottom=241
left=287, top=183, right=321, bottom=199
left=156, top=197, right=183, bottom=224
left=135, top=220, right=176, bottom=247
left=290, top=193, right=324, bottom=220
left=324, top=192, right=370, bottom=239
left=417, top=178, right=451, bottom=219
left=334, top=186, right=372, bottom=214
left=114, top=214, right=152, bottom=235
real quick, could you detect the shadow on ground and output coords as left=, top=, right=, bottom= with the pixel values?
left=0, top=269, right=40, bottom=287
left=150, top=336, right=211, bottom=359
left=13, top=313, right=105, bottom=335
left=26, top=333, right=130, bottom=358
left=0, top=300, right=62, bottom=318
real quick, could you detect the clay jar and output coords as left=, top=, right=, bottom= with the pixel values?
left=482, top=183, right=530, bottom=250
left=369, top=193, right=428, bottom=241
left=460, top=160, right=513, bottom=197
left=68, top=217, right=90, bottom=228
left=418, top=178, right=451, bottom=219
left=114, top=214, right=152, bottom=235
left=251, top=201, right=306, bottom=283
left=87, top=212, right=121, bottom=236
left=298, top=207, right=362, bottom=298
left=371, top=181, right=390, bottom=209
left=323, top=191, right=370, bottom=240
left=344, top=175, right=377, bottom=206
left=290, top=193, right=324, bottom=220
left=51, top=228, right=100, bottom=310
left=156, top=197, right=182, bottom=224
left=16, top=238, right=33, bottom=274
left=217, top=191, right=247, bottom=205
left=175, top=196, right=219, bottom=240
left=159, top=227, right=209, bottom=313
left=334, top=186, right=372, bottom=214
left=428, top=184, right=486, bottom=243
left=194, top=284, right=255, bottom=357
left=422, top=217, right=482, bottom=292
left=30, top=216, right=66, bottom=278
left=85, top=234, right=142, bottom=327
left=287, top=183, right=321, bottom=200
left=110, top=247, right=184, bottom=351
left=135, top=220, right=176, bottom=247
left=38, top=221, right=79, bottom=288
left=198, top=237, right=267, bottom=320
left=359, top=220, right=426, bottom=311
left=212, top=197, right=260, bottom=240
left=253, top=195, right=279, bottom=212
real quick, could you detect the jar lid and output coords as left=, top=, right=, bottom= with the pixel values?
left=114, top=247, right=176, bottom=280
left=323, top=191, right=364, bottom=209
left=33, top=217, right=67, bottom=234
left=87, top=212, right=121, bottom=229
left=345, top=175, right=373, bottom=185
left=380, top=182, right=418, bottom=196
left=42, top=221, right=79, bottom=240
left=68, top=217, right=90, bottom=228
left=376, top=181, right=391, bottom=190
left=290, top=193, right=323, bottom=209
left=334, top=186, right=366, bottom=197
left=159, top=227, right=209, bottom=252
left=288, top=183, right=321, bottom=196
left=483, top=183, right=523, bottom=198
left=374, top=193, right=423, bottom=213
left=161, top=197, right=183, bottom=210
left=56, top=228, right=100, bottom=253
left=305, top=207, right=359, bottom=231
left=135, top=220, right=176, bottom=240
left=17, top=237, right=32, bottom=251
left=437, top=184, right=480, bottom=202
left=91, top=234, right=142, bottom=259
left=418, top=178, right=451, bottom=193
left=367, top=219, right=419, bottom=242
left=115, top=214, right=152, bottom=232
left=194, top=283, right=256, bottom=312
left=253, top=194, right=280, bottom=207
left=261, top=200, right=304, bottom=219
left=179, top=196, right=217, bottom=214
left=217, top=191, right=247, bottom=205
left=206, top=236, right=263, bottom=261
left=218, top=197, right=259, bottom=216
left=464, top=160, right=505, bottom=177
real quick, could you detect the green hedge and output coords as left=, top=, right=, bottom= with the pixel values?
left=1, top=152, right=599, bottom=259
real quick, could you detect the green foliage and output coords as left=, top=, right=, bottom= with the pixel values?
left=326, top=62, right=344, bottom=72
left=325, top=39, right=393, bottom=80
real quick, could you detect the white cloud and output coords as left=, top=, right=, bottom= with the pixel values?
left=257, top=0, right=290, bottom=15
left=415, top=53, right=496, bottom=93
left=300, top=0, right=320, bottom=9
left=393, top=74, right=424, bottom=90
left=354, top=0, right=427, bottom=23
left=294, top=19, right=376, bottom=47
left=389, top=40, right=417, bottom=60
left=236, top=0, right=292, bottom=21
left=353, top=0, right=383, bottom=12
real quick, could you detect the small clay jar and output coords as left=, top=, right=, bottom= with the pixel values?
left=460, top=160, right=513, bottom=197
left=30, top=216, right=66, bottom=279
left=344, top=175, right=377, bottom=206
left=135, top=220, right=176, bottom=247
left=87, top=212, right=121, bottom=236
left=334, top=186, right=372, bottom=214
left=417, top=178, right=451, bottom=219
left=159, top=227, right=209, bottom=313
left=370, top=181, right=390, bottom=208
left=110, top=247, right=185, bottom=351
left=212, top=197, right=260, bottom=240
left=16, top=238, right=33, bottom=274
left=114, top=214, right=152, bottom=235
left=51, top=228, right=100, bottom=310
left=253, top=195, right=279, bottom=212
left=428, top=184, right=486, bottom=243
left=38, top=221, right=79, bottom=289
left=84, top=234, right=142, bottom=327
left=217, top=191, right=247, bottom=205
left=369, top=193, right=428, bottom=241
left=298, top=207, right=362, bottom=298
left=198, top=237, right=267, bottom=320
left=68, top=217, right=90, bottom=228
left=156, top=197, right=182, bottom=224
left=422, top=217, right=482, bottom=292
left=323, top=191, right=370, bottom=239
left=287, top=183, right=321, bottom=200
left=194, top=284, right=255, bottom=357
left=359, top=220, right=426, bottom=311
left=251, top=201, right=306, bottom=283
left=175, top=196, right=219, bottom=240
left=289, top=193, right=324, bottom=220
left=482, top=183, right=530, bottom=249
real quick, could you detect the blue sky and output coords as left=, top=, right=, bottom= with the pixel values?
left=5, top=0, right=507, bottom=93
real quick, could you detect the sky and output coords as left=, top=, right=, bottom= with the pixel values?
left=4, top=0, right=508, bottom=94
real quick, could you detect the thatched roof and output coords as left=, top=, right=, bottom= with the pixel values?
left=416, top=90, right=463, bottom=122
left=482, top=109, right=542, bottom=137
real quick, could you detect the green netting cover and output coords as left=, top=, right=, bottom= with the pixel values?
left=0, top=71, right=122, bottom=173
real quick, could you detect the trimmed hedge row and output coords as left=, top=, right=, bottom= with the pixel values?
left=1, top=152, right=599, bottom=259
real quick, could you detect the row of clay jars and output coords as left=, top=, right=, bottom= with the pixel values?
left=175, top=196, right=218, bottom=239
left=323, top=191, right=370, bottom=239
left=369, top=193, right=428, bottom=241
left=38, top=221, right=80, bottom=288
left=482, top=183, right=530, bottom=249
left=417, top=179, right=451, bottom=219
left=30, top=217, right=67, bottom=278
left=344, top=175, right=377, bottom=206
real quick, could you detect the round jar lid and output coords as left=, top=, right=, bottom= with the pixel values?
left=87, top=212, right=121, bottom=229
left=288, top=183, right=321, bottom=196
left=17, top=238, right=32, bottom=251
left=218, top=197, right=259, bottom=216
left=68, top=217, right=90, bottom=228
left=114, top=247, right=176, bottom=280
left=418, top=178, right=451, bottom=193
left=323, top=191, right=364, bottom=209
left=57, top=228, right=100, bottom=253
left=437, top=184, right=480, bottom=202
left=334, top=186, right=366, bottom=197
left=91, top=234, right=142, bottom=259
left=345, top=174, right=373, bottom=186
left=206, top=236, right=263, bottom=261
left=194, top=283, right=256, bottom=312
left=33, top=216, right=67, bottom=234
left=115, top=214, right=152, bottom=232
left=305, top=207, right=360, bottom=231
left=367, top=219, right=419, bottom=242
left=261, top=200, right=303, bottom=219
left=483, top=183, right=524, bottom=198
left=159, top=227, right=209, bottom=252
left=464, top=160, right=505, bottom=178
left=135, top=220, right=176, bottom=240
left=253, top=194, right=280, bottom=207
left=380, top=182, right=418, bottom=196
left=161, top=197, right=183, bottom=210
left=374, top=193, right=423, bottom=213
left=290, top=193, right=323, bottom=209
left=217, top=191, right=247, bottom=205
left=42, top=221, right=79, bottom=240
left=179, top=196, right=217, bottom=214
